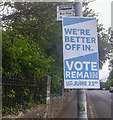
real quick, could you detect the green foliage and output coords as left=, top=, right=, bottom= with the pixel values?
left=3, top=104, right=23, bottom=115
left=108, top=70, right=113, bottom=80
left=7, top=89, right=15, bottom=98
left=2, top=28, right=53, bottom=79
left=108, top=28, right=113, bottom=80
left=83, top=2, right=111, bottom=69
left=2, top=2, right=111, bottom=115
left=52, top=75, right=62, bottom=90
left=103, top=79, right=113, bottom=89
left=24, top=88, right=30, bottom=96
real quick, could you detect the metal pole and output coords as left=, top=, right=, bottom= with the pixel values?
left=111, top=2, right=113, bottom=120
left=77, top=89, right=88, bottom=119
left=74, top=0, right=82, bottom=16
left=74, top=0, right=88, bottom=119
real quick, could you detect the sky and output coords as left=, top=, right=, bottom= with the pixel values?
left=88, top=0, right=112, bottom=82
left=88, top=0, right=112, bottom=29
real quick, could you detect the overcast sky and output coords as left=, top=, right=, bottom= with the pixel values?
left=89, top=0, right=112, bottom=29
left=89, top=0, right=112, bottom=82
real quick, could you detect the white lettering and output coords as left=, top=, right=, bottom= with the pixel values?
left=72, top=71, right=76, bottom=78
left=66, top=61, right=74, bottom=70
left=83, top=62, right=90, bottom=71
left=66, top=71, right=71, bottom=78
left=74, top=61, right=83, bottom=71
left=77, top=72, right=83, bottom=78
left=84, top=72, right=89, bottom=78
left=91, top=62, right=97, bottom=71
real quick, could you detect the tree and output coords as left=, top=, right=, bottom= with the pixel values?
left=2, top=2, right=110, bottom=69
left=107, top=28, right=113, bottom=80
left=1, top=1, right=111, bottom=115
left=83, top=2, right=111, bottom=69
left=103, top=79, right=113, bottom=89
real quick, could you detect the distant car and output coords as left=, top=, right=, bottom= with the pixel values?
left=103, top=88, right=106, bottom=90
left=109, top=87, right=113, bottom=93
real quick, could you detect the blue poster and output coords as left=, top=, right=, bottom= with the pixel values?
left=62, top=17, right=100, bottom=89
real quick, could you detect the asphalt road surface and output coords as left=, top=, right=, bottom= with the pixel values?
left=88, top=90, right=113, bottom=118
left=56, top=95, right=77, bottom=118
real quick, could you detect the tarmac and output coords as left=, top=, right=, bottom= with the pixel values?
left=56, top=94, right=77, bottom=118
left=56, top=90, right=95, bottom=119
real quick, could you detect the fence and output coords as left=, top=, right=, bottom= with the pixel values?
left=50, top=79, right=63, bottom=96
left=2, top=75, right=64, bottom=116
left=2, top=75, right=48, bottom=116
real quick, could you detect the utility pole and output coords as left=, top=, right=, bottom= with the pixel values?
left=111, top=2, right=113, bottom=120
left=74, top=0, right=88, bottom=119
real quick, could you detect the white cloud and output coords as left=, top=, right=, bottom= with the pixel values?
left=88, top=0, right=112, bottom=29
left=99, top=60, right=110, bottom=82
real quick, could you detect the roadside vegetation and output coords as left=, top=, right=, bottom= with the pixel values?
left=103, top=79, right=113, bottom=90
left=1, top=2, right=111, bottom=115
left=103, top=30, right=113, bottom=90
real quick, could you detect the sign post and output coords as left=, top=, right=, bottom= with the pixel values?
left=57, top=5, right=74, bottom=21
left=62, top=1, right=100, bottom=119
left=62, top=17, right=100, bottom=89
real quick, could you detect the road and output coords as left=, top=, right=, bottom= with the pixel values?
left=57, top=90, right=113, bottom=119
left=88, top=90, right=113, bottom=119
left=56, top=94, right=77, bottom=118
